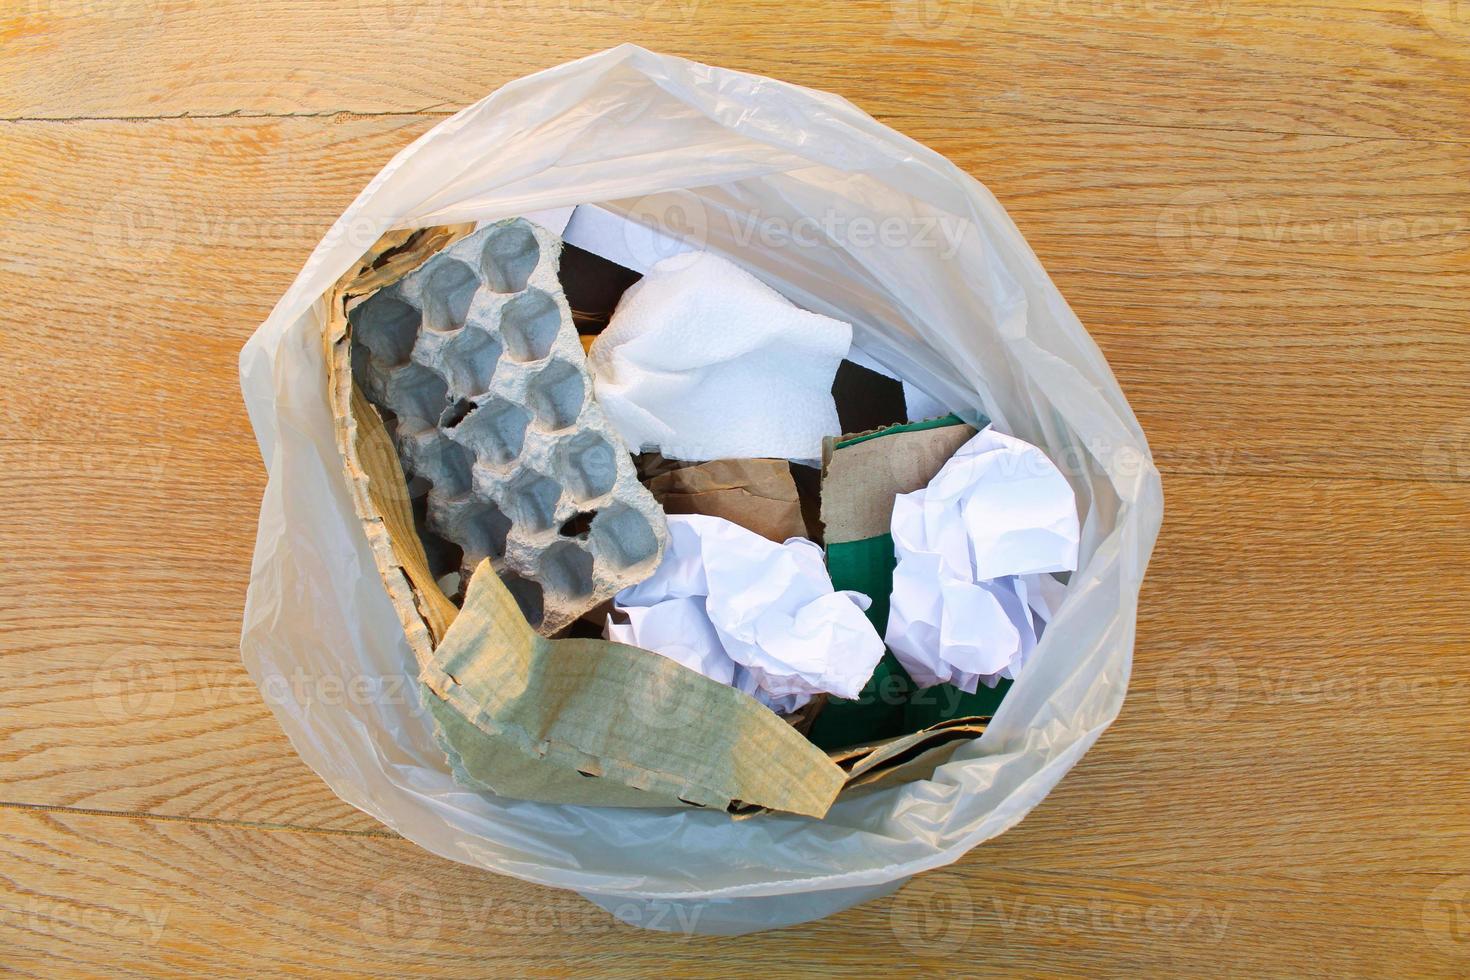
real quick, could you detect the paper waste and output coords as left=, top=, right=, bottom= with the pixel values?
left=587, top=252, right=851, bottom=464
left=322, top=225, right=1000, bottom=816
left=886, top=427, right=1080, bottom=692
left=608, top=514, right=885, bottom=713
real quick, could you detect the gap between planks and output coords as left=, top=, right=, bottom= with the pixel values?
left=0, top=800, right=397, bottom=841
left=3, top=109, right=1470, bottom=149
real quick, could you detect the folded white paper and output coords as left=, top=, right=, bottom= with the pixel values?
left=587, top=252, right=851, bottom=463
left=886, top=427, right=1079, bottom=693
left=562, top=204, right=697, bottom=275
left=608, top=514, right=884, bottom=712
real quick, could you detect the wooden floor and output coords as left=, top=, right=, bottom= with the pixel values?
left=2, top=1, right=1467, bottom=974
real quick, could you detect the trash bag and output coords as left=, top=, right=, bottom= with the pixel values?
left=239, top=43, right=1164, bottom=936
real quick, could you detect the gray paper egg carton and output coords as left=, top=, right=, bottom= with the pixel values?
left=349, top=218, right=667, bottom=635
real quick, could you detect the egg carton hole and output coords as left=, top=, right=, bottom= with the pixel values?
left=539, top=540, right=595, bottom=600
left=526, top=359, right=585, bottom=432
left=559, top=510, right=597, bottom=539
left=480, top=220, right=540, bottom=293
left=422, top=257, right=479, bottom=332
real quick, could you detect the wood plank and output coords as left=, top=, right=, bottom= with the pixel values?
left=1, top=805, right=1465, bottom=975
left=1, top=115, right=1464, bottom=841
left=925, top=121, right=1470, bottom=478
left=6, top=0, right=1466, bottom=970
left=3, top=428, right=1465, bottom=850
left=1, top=1, right=1468, bottom=143
left=0, top=430, right=373, bottom=830
left=2, top=116, right=1465, bottom=481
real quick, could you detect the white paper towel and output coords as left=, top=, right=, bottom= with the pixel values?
left=886, top=427, right=1080, bottom=692
left=587, top=252, right=851, bottom=463
left=608, top=514, right=885, bottom=713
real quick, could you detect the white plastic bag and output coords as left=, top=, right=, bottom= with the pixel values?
left=239, top=44, right=1163, bottom=936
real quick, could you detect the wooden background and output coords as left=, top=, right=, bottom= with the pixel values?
left=2, top=0, right=1467, bottom=974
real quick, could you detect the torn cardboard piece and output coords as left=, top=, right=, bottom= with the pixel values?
left=325, top=224, right=480, bottom=662
left=730, top=716, right=990, bottom=815
left=427, top=688, right=691, bottom=808
left=820, top=415, right=979, bottom=546
left=645, top=457, right=807, bottom=542
left=424, top=560, right=847, bottom=817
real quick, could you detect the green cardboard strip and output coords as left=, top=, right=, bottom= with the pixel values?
left=836, top=412, right=973, bottom=449
left=810, top=413, right=1008, bottom=751
left=807, top=533, right=912, bottom=749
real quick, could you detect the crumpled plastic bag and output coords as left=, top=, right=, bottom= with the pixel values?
left=238, top=44, right=1163, bottom=936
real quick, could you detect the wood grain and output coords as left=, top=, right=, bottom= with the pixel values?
left=2, top=0, right=1468, bottom=143
left=2, top=0, right=1468, bottom=973
left=4, top=453, right=1464, bottom=846
left=2, top=805, right=1467, bottom=976
left=3, top=117, right=1465, bottom=478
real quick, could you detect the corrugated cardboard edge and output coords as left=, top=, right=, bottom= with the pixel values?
left=728, top=717, right=990, bottom=817
left=839, top=733, right=981, bottom=797
left=829, top=716, right=990, bottom=780
left=323, top=224, right=476, bottom=670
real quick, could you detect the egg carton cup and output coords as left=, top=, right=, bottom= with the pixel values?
left=334, top=219, right=667, bottom=640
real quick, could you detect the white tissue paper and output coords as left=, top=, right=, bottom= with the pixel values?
left=608, top=514, right=885, bottom=713
left=887, top=427, right=1081, bottom=693
left=587, top=252, right=852, bottom=463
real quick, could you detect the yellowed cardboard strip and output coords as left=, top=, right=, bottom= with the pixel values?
left=840, top=736, right=977, bottom=796
left=838, top=718, right=989, bottom=782
left=427, top=690, right=692, bottom=807
left=324, top=224, right=476, bottom=665
left=422, top=561, right=848, bottom=817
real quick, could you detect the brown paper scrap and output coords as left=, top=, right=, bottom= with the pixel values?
left=645, top=458, right=807, bottom=543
